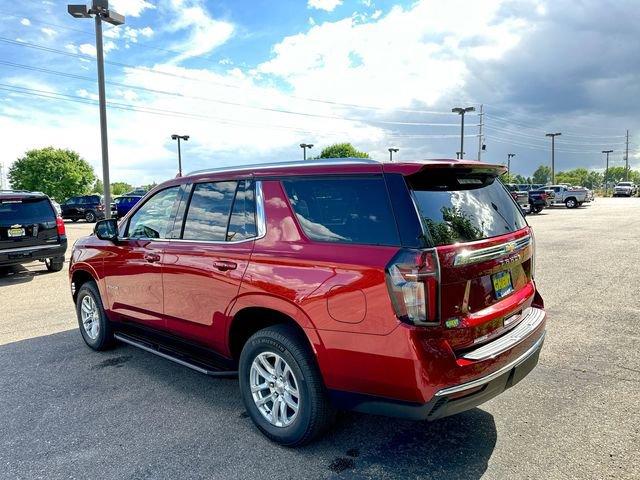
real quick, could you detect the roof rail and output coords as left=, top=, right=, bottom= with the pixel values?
left=186, top=157, right=380, bottom=177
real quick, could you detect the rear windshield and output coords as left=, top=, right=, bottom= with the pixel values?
left=282, top=176, right=400, bottom=246
left=0, top=198, right=55, bottom=224
left=409, top=172, right=526, bottom=246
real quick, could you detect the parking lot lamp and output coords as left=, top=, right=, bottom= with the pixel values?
left=388, top=148, right=399, bottom=161
left=171, top=135, right=190, bottom=177
left=602, top=150, right=613, bottom=196
left=300, top=143, right=313, bottom=160
left=68, top=1, right=125, bottom=219
left=452, top=106, right=475, bottom=159
left=507, top=153, right=516, bottom=178
left=545, top=133, right=562, bottom=185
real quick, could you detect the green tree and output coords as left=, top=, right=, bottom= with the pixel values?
left=532, top=165, right=552, bottom=184
left=111, top=182, right=133, bottom=196
left=9, top=147, right=95, bottom=201
left=92, top=179, right=103, bottom=194
left=318, top=143, right=370, bottom=159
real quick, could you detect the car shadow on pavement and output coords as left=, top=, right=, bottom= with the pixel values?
left=0, top=264, right=48, bottom=285
left=0, top=330, right=496, bottom=480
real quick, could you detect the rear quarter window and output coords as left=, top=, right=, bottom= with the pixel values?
left=282, top=176, right=400, bottom=246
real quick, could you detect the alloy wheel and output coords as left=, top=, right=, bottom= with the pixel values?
left=249, top=352, right=300, bottom=427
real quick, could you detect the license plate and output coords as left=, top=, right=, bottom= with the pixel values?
left=8, top=227, right=25, bottom=238
left=492, top=270, right=513, bottom=299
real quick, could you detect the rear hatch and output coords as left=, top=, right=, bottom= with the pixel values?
left=0, top=195, right=60, bottom=250
left=407, top=167, right=535, bottom=352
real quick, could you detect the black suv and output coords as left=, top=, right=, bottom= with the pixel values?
left=0, top=190, right=67, bottom=271
left=60, top=195, right=105, bottom=223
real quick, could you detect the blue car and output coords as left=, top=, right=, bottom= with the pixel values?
left=111, top=195, right=143, bottom=219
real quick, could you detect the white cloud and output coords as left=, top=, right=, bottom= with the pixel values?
left=20, top=18, right=31, bottom=26
left=109, top=0, right=156, bottom=17
left=77, top=41, right=117, bottom=57
left=76, top=89, right=99, bottom=101
left=41, top=27, right=57, bottom=37
left=308, top=0, right=343, bottom=12
left=259, top=0, right=527, bottom=110
left=167, top=1, right=234, bottom=63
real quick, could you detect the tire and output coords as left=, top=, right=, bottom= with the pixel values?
left=534, top=206, right=544, bottom=214
left=45, top=256, right=64, bottom=272
left=85, top=211, right=97, bottom=223
left=239, top=324, right=335, bottom=446
left=76, top=281, right=114, bottom=351
left=565, top=198, right=577, bottom=209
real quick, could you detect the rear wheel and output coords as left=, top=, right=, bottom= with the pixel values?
left=565, top=198, right=577, bottom=208
left=76, top=281, right=114, bottom=350
left=85, top=211, right=97, bottom=223
left=239, top=324, right=335, bottom=446
left=45, top=256, right=64, bottom=272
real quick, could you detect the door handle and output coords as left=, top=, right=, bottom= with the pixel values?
left=144, top=253, right=161, bottom=263
left=213, top=260, right=237, bottom=271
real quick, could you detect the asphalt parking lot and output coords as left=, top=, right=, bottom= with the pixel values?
left=1, top=199, right=639, bottom=480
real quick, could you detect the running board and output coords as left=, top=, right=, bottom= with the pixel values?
left=114, top=332, right=238, bottom=378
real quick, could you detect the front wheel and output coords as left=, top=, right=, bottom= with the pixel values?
left=239, top=325, right=335, bottom=446
left=76, top=281, right=114, bottom=350
left=85, top=211, right=97, bottom=223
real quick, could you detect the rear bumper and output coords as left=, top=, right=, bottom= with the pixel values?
left=0, top=240, right=67, bottom=266
left=330, top=331, right=545, bottom=420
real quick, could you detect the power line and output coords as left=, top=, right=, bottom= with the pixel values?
left=0, top=36, right=457, bottom=117
left=0, top=59, right=464, bottom=127
left=485, top=124, right=627, bottom=147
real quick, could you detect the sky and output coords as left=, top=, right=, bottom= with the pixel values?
left=0, top=0, right=638, bottom=186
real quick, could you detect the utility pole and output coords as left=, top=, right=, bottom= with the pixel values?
left=388, top=148, right=399, bottom=162
left=477, top=104, right=484, bottom=161
left=625, top=130, right=630, bottom=181
left=300, top=143, right=313, bottom=160
left=602, top=149, right=613, bottom=196
left=545, top=132, right=562, bottom=184
left=171, top=134, right=189, bottom=177
left=452, top=106, right=475, bottom=159
left=507, top=153, right=516, bottom=178
left=68, top=1, right=125, bottom=219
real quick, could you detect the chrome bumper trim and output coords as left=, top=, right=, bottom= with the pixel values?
left=435, top=331, right=546, bottom=397
left=0, top=243, right=63, bottom=254
left=463, top=307, right=545, bottom=361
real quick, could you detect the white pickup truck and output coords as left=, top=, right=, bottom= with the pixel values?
left=548, top=185, right=588, bottom=208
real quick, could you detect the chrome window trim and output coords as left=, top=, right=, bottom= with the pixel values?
left=453, top=235, right=531, bottom=266
left=119, top=180, right=266, bottom=245
left=435, top=330, right=546, bottom=397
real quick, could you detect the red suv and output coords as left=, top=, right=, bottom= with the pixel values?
left=70, top=158, right=546, bottom=446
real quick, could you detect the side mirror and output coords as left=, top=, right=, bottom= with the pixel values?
left=95, top=218, right=119, bottom=242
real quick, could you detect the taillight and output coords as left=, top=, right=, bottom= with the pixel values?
left=56, top=216, right=66, bottom=236
left=541, top=193, right=547, bottom=200
left=96, top=204, right=105, bottom=211
left=385, top=248, right=439, bottom=326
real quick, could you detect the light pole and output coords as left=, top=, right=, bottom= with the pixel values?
left=452, top=106, right=475, bottom=159
left=68, top=1, right=124, bottom=219
left=545, top=132, right=561, bottom=185
left=602, top=149, right=613, bottom=196
left=300, top=143, right=313, bottom=160
left=388, top=148, right=399, bottom=162
left=507, top=153, right=516, bottom=178
left=171, top=135, right=189, bottom=177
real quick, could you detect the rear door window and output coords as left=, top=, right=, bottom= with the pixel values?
left=409, top=171, right=526, bottom=246
left=227, top=180, right=257, bottom=241
left=282, top=176, right=399, bottom=246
